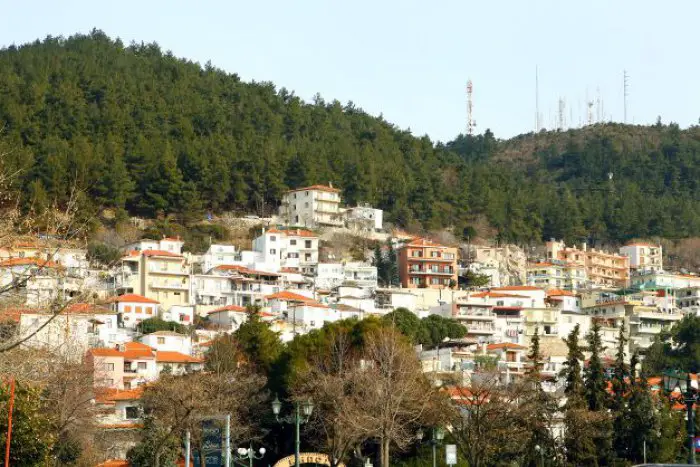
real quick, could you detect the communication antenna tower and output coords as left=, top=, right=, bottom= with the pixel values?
left=535, top=66, right=540, bottom=132
left=623, top=70, right=629, bottom=123
left=558, top=98, right=566, bottom=130
left=587, top=101, right=594, bottom=126
left=467, top=80, right=475, bottom=135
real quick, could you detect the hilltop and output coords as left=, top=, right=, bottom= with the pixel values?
left=2, top=30, right=700, bottom=246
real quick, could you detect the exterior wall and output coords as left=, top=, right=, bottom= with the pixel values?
left=620, top=244, right=663, bottom=272
left=160, top=305, right=194, bottom=325
left=346, top=206, right=383, bottom=231
left=452, top=302, right=496, bottom=341
left=527, top=263, right=586, bottom=290
left=140, top=255, right=191, bottom=308
left=280, top=186, right=343, bottom=227
left=141, top=333, right=192, bottom=354
left=398, top=241, right=458, bottom=289
left=122, top=357, right=158, bottom=388
left=558, top=312, right=591, bottom=340
left=315, top=263, right=345, bottom=290
left=546, top=241, right=630, bottom=288
left=630, top=272, right=700, bottom=290
left=202, top=244, right=239, bottom=273
left=118, top=301, right=158, bottom=330
left=207, top=310, right=248, bottom=331
left=192, top=274, right=232, bottom=307
left=523, top=308, right=560, bottom=337
left=90, top=354, right=125, bottom=389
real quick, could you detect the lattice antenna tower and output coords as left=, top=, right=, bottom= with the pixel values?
left=623, top=70, right=629, bottom=123
left=558, top=98, right=566, bottom=130
left=467, top=80, right=476, bottom=135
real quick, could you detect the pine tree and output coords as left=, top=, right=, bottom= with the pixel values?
left=612, top=327, right=630, bottom=460
left=626, top=352, right=658, bottom=464
left=526, top=325, right=544, bottom=383
left=584, top=320, right=608, bottom=411
left=560, top=324, right=584, bottom=401
left=386, top=239, right=399, bottom=286
left=373, top=243, right=386, bottom=286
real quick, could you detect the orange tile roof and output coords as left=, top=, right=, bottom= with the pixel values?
left=88, top=348, right=124, bottom=357
left=486, top=342, right=527, bottom=351
left=265, top=291, right=314, bottom=302
left=402, top=237, right=449, bottom=249
left=0, top=307, right=31, bottom=323
left=546, top=289, right=576, bottom=297
left=123, top=342, right=155, bottom=359
left=156, top=351, right=203, bottom=363
left=95, top=387, right=144, bottom=403
left=64, top=303, right=113, bottom=314
left=470, top=292, right=529, bottom=299
left=110, top=294, right=159, bottom=304
left=0, top=257, right=60, bottom=268
left=286, top=184, right=340, bottom=193
left=207, top=305, right=247, bottom=314
left=142, top=250, right=183, bottom=258
left=97, top=459, right=130, bottom=467
left=162, top=237, right=182, bottom=242
left=492, top=286, right=542, bottom=291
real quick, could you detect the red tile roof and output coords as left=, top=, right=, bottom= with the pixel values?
left=97, top=459, right=130, bottom=467
left=207, top=305, right=247, bottom=315
left=0, top=257, right=60, bottom=268
left=265, top=291, right=314, bottom=302
left=286, top=184, right=340, bottom=193
left=156, top=351, right=203, bottom=364
left=110, top=294, right=160, bottom=304
left=142, top=250, right=183, bottom=258
left=123, top=342, right=155, bottom=359
left=487, top=342, right=527, bottom=351
left=162, top=237, right=182, bottom=242
left=470, top=292, right=529, bottom=299
left=95, top=387, right=144, bottom=403
left=546, top=289, right=576, bottom=297
left=402, top=237, right=449, bottom=249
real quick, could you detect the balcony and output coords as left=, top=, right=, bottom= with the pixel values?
left=148, top=266, right=188, bottom=276
left=456, top=310, right=495, bottom=320
left=150, top=281, right=189, bottom=290
left=468, top=325, right=496, bottom=334
left=634, top=310, right=683, bottom=321
left=408, top=269, right=454, bottom=276
left=408, top=256, right=455, bottom=263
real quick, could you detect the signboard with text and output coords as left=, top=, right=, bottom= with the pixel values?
left=193, top=419, right=223, bottom=467
left=445, top=444, right=457, bottom=465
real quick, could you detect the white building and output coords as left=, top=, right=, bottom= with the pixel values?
left=345, top=204, right=383, bottom=232
left=253, top=228, right=319, bottom=274
left=141, top=331, right=193, bottom=355
left=201, top=244, right=240, bottom=273
left=155, top=351, right=203, bottom=376
left=19, top=304, right=124, bottom=360
left=123, top=237, right=184, bottom=255
left=619, top=242, right=663, bottom=272
left=108, top=294, right=160, bottom=330
left=315, top=262, right=378, bottom=291
left=206, top=305, right=249, bottom=331
left=315, top=263, right=346, bottom=290
left=160, top=305, right=194, bottom=326
left=630, top=271, right=700, bottom=290
left=677, top=287, right=700, bottom=316
left=279, top=185, right=343, bottom=228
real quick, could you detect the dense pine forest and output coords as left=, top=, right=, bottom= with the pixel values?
left=2, top=30, right=700, bottom=245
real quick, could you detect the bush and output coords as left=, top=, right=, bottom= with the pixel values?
left=87, top=242, right=122, bottom=266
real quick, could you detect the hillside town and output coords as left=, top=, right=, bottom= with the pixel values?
left=1, top=183, right=699, bottom=464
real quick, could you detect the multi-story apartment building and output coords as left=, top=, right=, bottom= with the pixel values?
left=619, top=242, right=663, bottom=272
left=208, top=265, right=282, bottom=307
left=451, top=299, right=496, bottom=343
left=526, top=261, right=586, bottom=290
left=201, top=244, right=239, bottom=273
left=676, top=286, right=700, bottom=316
left=108, top=294, right=159, bottom=330
left=583, top=291, right=682, bottom=356
left=253, top=228, right=319, bottom=274
left=279, top=185, right=344, bottom=228
left=397, top=238, right=458, bottom=289
left=546, top=240, right=630, bottom=288
left=345, top=204, right=383, bottom=232
left=315, top=262, right=378, bottom=290
left=116, top=250, right=191, bottom=308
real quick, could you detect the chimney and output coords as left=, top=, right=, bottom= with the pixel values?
left=582, top=242, right=587, bottom=251
left=329, top=181, right=333, bottom=188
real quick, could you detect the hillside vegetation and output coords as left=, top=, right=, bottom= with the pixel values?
left=2, top=30, right=700, bottom=246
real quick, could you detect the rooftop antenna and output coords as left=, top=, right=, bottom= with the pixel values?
left=623, top=70, right=629, bottom=123
left=558, top=97, right=566, bottom=130
left=535, top=66, right=540, bottom=132
left=466, top=80, right=475, bottom=135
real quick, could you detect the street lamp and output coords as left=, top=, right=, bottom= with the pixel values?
left=416, top=427, right=445, bottom=467
left=534, top=445, right=543, bottom=467
left=272, top=395, right=314, bottom=467
left=235, top=444, right=266, bottom=467
left=663, top=370, right=698, bottom=465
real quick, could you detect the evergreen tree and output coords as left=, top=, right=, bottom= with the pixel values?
left=560, top=324, right=584, bottom=400
left=373, top=243, right=386, bottom=285
left=626, top=352, right=659, bottom=464
left=526, top=325, right=544, bottom=382
left=584, top=320, right=608, bottom=411
left=386, top=239, right=399, bottom=286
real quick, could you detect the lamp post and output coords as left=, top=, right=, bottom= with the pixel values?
left=534, top=445, right=543, bottom=467
left=235, top=444, right=266, bottom=467
left=272, top=395, right=314, bottom=467
left=663, top=370, right=698, bottom=465
left=417, top=427, right=445, bottom=467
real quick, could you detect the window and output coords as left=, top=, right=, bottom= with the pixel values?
left=137, top=362, right=147, bottom=370
left=125, top=406, right=140, bottom=420
left=310, top=321, right=315, bottom=326
left=124, top=305, right=132, bottom=313
left=135, top=306, right=142, bottom=314
left=305, top=240, right=312, bottom=248
left=411, top=277, right=421, bottom=285
left=496, top=301, right=504, bottom=306
left=146, top=307, right=153, bottom=315
left=305, top=254, right=312, bottom=261
left=270, top=236, right=277, bottom=242
left=431, top=278, right=440, bottom=285
left=157, top=337, right=165, bottom=345
left=306, top=191, right=309, bottom=197
left=430, top=251, right=439, bottom=258
left=444, top=279, right=450, bottom=285
left=288, top=253, right=299, bottom=258
left=290, top=239, right=297, bottom=246
left=103, top=378, right=114, bottom=386
left=305, top=202, right=309, bottom=208
left=103, top=363, right=115, bottom=371
left=270, top=249, right=277, bottom=255
left=124, top=382, right=131, bottom=390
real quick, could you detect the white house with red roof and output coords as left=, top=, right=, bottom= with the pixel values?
left=154, top=350, right=203, bottom=375
left=87, top=342, right=158, bottom=390
left=253, top=228, right=319, bottom=274
left=108, top=294, right=159, bottom=330
left=141, top=330, right=192, bottom=354
left=278, top=184, right=343, bottom=228
left=206, top=304, right=249, bottom=331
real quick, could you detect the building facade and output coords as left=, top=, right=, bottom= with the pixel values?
left=546, top=240, right=630, bottom=288
left=397, top=238, right=458, bottom=289
left=279, top=185, right=343, bottom=227
left=619, top=242, right=663, bottom=272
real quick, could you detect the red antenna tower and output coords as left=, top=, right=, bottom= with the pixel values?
left=467, top=80, right=475, bottom=135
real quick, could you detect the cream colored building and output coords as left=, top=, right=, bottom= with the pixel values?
left=279, top=185, right=343, bottom=227
left=546, top=240, right=630, bottom=289
left=619, top=242, right=663, bottom=272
